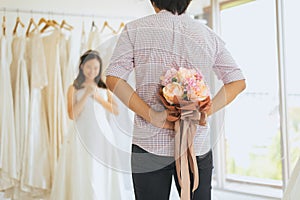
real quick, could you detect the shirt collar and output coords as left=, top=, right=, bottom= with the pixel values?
left=158, top=9, right=188, bottom=17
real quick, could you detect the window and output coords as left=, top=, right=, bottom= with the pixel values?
left=284, top=0, right=300, bottom=174
left=210, top=0, right=300, bottom=198
left=221, top=0, right=281, bottom=183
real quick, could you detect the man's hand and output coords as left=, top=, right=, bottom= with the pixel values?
left=198, top=97, right=212, bottom=125
left=198, top=96, right=212, bottom=114
left=149, top=109, right=175, bottom=130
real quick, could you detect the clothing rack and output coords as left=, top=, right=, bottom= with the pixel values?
left=1, top=7, right=136, bottom=20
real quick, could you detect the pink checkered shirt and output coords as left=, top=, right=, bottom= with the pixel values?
left=106, top=10, right=245, bottom=157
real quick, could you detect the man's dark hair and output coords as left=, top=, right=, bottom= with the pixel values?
left=150, top=0, right=192, bottom=15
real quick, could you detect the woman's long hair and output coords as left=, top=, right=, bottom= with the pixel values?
left=73, top=50, right=107, bottom=90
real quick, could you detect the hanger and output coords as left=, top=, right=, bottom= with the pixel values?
left=26, top=18, right=39, bottom=37
left=82, top=20, right=85, bottom=35
left=39, top=18, right=59, bottom=33
left=90, top=20, right=98, bottom=32
left=100, top=21, right=117, bottom=34
left=39, top=18, right=50, bottom=33
left=116, top=22, right=125, bottom=34
left=38, top=17, right=48, bottom=26
left=51, top=19, right=60, bottom=27
left=13, top=16, right=25, bottom=35
left=2, top=16, right=6, bottom=36
left=60, top=19, right=73, bottom=31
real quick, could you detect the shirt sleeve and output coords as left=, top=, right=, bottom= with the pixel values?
left=105, top=25, right=134, bottom=81
left=212, top=35, right=245, bottom=84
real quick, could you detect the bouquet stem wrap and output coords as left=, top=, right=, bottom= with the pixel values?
left=175, top=109, right=199, bottom=200
left=158, top=88, right=208, bottom=200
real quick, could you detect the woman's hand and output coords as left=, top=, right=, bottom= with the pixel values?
left=93, top=90, right=119, bottom=115
left=84, top=85, right=97, bottom=97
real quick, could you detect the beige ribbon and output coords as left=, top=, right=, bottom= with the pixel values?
left=158, top=88, right=209, bottom=199
left=174, top=109, right=201, bottom=200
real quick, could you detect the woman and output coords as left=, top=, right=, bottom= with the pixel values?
left=50, top=50, right=127, bottom=200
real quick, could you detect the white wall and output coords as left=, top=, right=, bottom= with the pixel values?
left=0, top=0, right=208, bottom=20
left=0, top=0, right=154, bottom=18
left=0, top=0, right=154, bottom=39
left=0, top=0, right=208, bottom=57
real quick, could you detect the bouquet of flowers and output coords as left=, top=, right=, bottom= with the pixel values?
left=159, top=67, right=211, bottom=200
left=161, top=67, right=210, bottom=105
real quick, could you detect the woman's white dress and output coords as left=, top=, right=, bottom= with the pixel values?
left=0, top=35, right=18, bottom=190
left=50, top=88, right=127, bottom=200
left=18, top=31, right=51, bottom=198
left=59, top=32, right=75, bottom=98
left=42, top=29, right=68, bottom=180
left=10, top=35, right=29, bottom=182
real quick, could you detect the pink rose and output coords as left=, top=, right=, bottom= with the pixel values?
left=178, top=67, right=196, bottom=84
left=160, top=68, right=179, bottom=86
left=162, top=82, right=184, bottom=104
left=188, top=80, right=210, bottom=101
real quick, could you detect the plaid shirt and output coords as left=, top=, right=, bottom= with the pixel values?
left=106, top=10, right=245, bottom=157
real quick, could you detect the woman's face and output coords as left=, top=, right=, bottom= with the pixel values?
left=82, top=58, right=100, bottom=81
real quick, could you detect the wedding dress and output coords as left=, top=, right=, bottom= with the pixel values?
left=0, top=34, right=18, bottom=190
left=10, top=35, right=29, bottom=181
left=80, top=23, right=87, bottom=55
left=59, top=32, right=75, bottom=98
left=42, top=29, right=68, bottom=180
left=50, top=88, right=126, bottom=200
left=17, top=31, right=51, bottom=198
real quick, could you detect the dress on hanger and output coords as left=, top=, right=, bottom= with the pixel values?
left=18, top=31, right=51, bottom=198
left=42, top=29, right=68, bottom=181
left=59, top=32, right=68, bottom=95
left=64, top=35, right=77, bottom=97
left=59, top=31, right=74, bottom=97
left=80, top=23, right=87, bottom=54
left=50, top=88, right=126, bottom=200
left=10, top=35, right=29, bottom=181
left=0, top=34, right=18, bottom=191
left=59, top=31, right=76, bottom=137
left=96, top=33, right=117, bottom=75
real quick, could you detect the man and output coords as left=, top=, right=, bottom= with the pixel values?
left=106, top=0, right=246, bottom=199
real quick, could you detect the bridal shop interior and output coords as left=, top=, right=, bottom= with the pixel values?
left=0, top=0, right=299, bottom=199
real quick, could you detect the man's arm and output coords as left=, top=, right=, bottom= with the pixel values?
left=106, top=76, right=174, bottom=129
left=208, top=79, right=246, bottom=116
